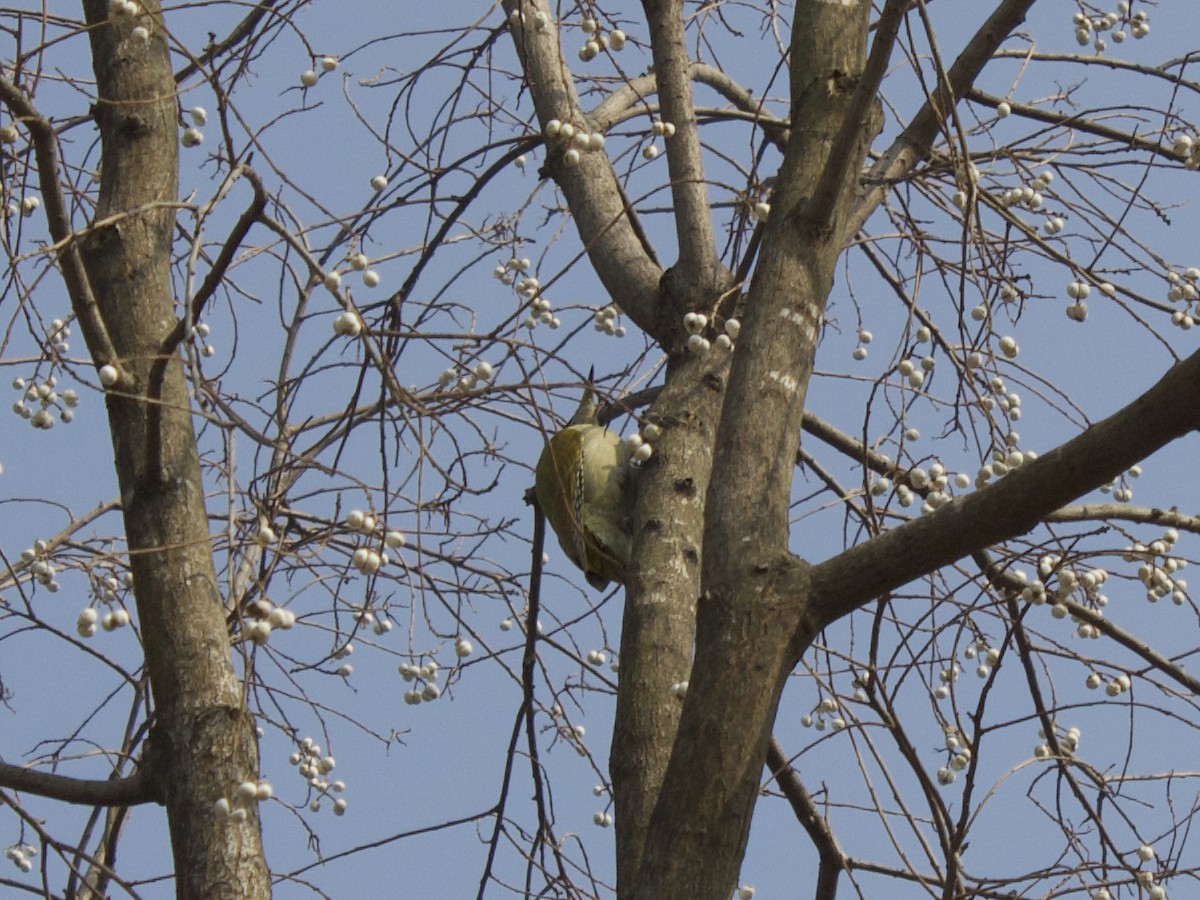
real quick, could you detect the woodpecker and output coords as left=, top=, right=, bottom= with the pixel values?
left=534, top=379, right=634, bottom=590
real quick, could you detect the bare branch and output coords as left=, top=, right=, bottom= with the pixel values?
left=810, top=348, right=1200, bottom=629
left=0, top=762, right=154, bottom=807
left=850, top=0, right=1039, bottom=234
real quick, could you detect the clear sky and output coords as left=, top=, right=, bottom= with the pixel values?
left=3, top=2, right=1200, bottom=898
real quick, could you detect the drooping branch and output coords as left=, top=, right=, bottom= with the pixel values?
left=809, top=348, right=1200, bottom=630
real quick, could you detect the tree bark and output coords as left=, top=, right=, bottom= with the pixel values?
left=631, top=3, right=877, bottom=897
left=75, top=2, right=270, bottom=896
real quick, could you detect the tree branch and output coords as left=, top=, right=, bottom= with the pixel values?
left=0, top=76, right=118, bottom=367
left=967, top=88, right=1172, bottom=159
left=809, top=348, right=1200, bottom=630
left=766, top=738, right=846, bottom=900
left=848, top=0, right=1038, bottom=236
left=502, top=1, right=663, bottom=339
left=591, top=63, right=789, bottom=149
left=0, top=762, right=155, bottom=807
left=642, top=0, right=718, bottom=279
left=806, top=0, right=906, bottom=228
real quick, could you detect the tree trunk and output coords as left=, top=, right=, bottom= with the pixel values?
left=76, top=2, right=270, bottom=896
left=629, top=4, right=878, bottom=897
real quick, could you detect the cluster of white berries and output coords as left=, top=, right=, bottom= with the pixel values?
left=682, top=312, right=739, bottom=357
left=1019, top=556, right=1108, bottom=618
left=800, top=696, right=846, bottom=731
left=4, top=844, right=37, bottom=874
left=752, top=199, right=770, bottom=221
left=1083, top=668, right=1133, bottom=696
left=883, top=462, right=955, bottom=514
left=996, top=169, right=1052, bottom=211
left=189, top=320, right=219, bottom=357
left=1099, top=463, right=1141, bottom=502
left=1072, top=3, right=1149, bottom=53
left=330, top=640, right=356, bottom=677
left=1172, top=131, right=1200, bottom=171
left=107, top=0, right=140, bottom=17
left=1091, top=871, right=1167, bottom=899
left=288, top=736, right=348, bottom=815
left=579, top=15, right=625, bottom=60
left=593, top=809, right=614, bottom=827
left=213, top=776, right=274, bottom=822
left=299, top=55, right=339, bottom=88
left=331, top=309, right=363, bottom=337
left=992, top=333, right=1018, bottom=359
left=180, top=106, right=206, bottom=149
left=869, top=392, right=1032, bottom=512
left=493, top=257, right=564, bottom=330
left=1064, top=279, right=1103, bottom=322
left=544, top=118, right=605, bottom=168
left=935, top=730, right=972, bottom=785
left=240, top=598, right=298, bottom=646
left=584, top=648, right=607, bottom=666
left=592, top=304, right=625, bottom=337
left=975, top=375, right=1024, bottom=424
left=1033, top=723, right=1082, bottom=760
left=961, top=640, right=1002, bottom=679
left=934, top=663, right=962, bottom=699
left=508, top=7, right=628, bottom=59
left=499, top=615, right=544, bottom=634
left=107, top=0, right=151, bottom=45
left=975, top=441, right=1034, bottom=488
left=4, top=194, right=40, bottom=219
left=96, top=570, right=134, bottom=602
left=12, top=372, right=78, bottom=430
left=545, top=704, right=588, bottom=756
left=0, top=122, right=18, bottom=145
left=344, top=509, right=407, bottom=579
left=851, top=327, right=873, bottom=361
left=18, top=538, right=63, bottom=593
left=896, top=355, right=934, bottom=390
left=495, top=255, right=532, bottom=288
left=437, top=359, right=496, bottom=392
left=326, top=250, right=381, bottom=300
left=642, top=118, right=677, bottom=161
left=350, top=602, right=393, bottom=638
left=75, top=571, right=136, bottom=635
left=1125, top=528, right=1189, bottom=605
left=1164, top=268, right=1200, bottom=329
left=399, top=659, right=442, bottom=704
left=77, top=605, right=131, bottom=637
left=624, top=420, right=660, bottom=466
left=669, top=679, right=688, bottom=699
left=735, top=886, right=756, bottom=900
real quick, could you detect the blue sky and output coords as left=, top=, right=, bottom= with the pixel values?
left=3, top=1, right=1200, bottom=898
